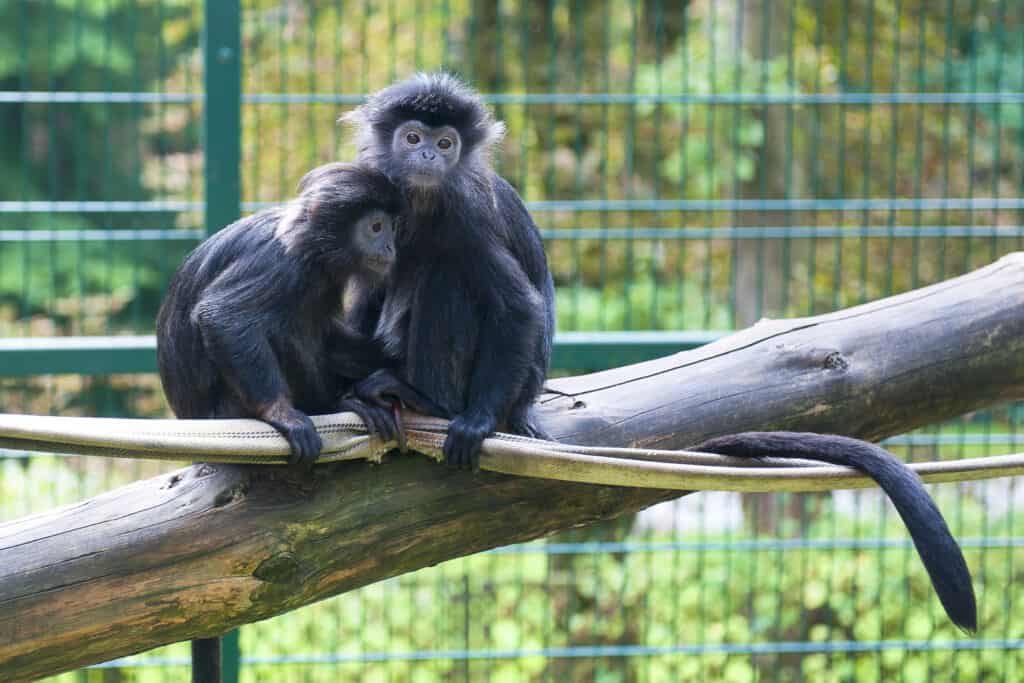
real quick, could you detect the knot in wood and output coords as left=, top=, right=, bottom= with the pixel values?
left=253, top=553, right=304, bottom=585
left=212, top=481, right=249, bottom=508
left=823, top=351, right=849, bottom=371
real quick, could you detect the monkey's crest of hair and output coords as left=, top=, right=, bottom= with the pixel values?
left=275, top=162, right=401, bottom=254
left=296, top=162, right=402, bottom=218
left=344, top=72, right=507, bottom=165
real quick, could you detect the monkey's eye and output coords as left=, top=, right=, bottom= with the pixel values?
left=371, top=221, right=383, bottom=233
left=437, top=137, right=453, bottom=150
left=405, top=132, right=420, bottom=145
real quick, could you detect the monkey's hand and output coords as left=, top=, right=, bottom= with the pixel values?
left=336, top=395, right=404, bottom=451
left=260, top=401, right=323, bottom=467
left=352, top=368, right=449, bottom=419
left=444, top=411, right=497, bottom=472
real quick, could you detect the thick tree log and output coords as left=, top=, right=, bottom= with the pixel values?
left=3, top=253, right=1024, bottom=680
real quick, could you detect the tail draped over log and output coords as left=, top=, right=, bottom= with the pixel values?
left=697, top=432, right=977, bottom=632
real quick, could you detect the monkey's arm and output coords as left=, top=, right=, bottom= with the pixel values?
left=325, top=318, right=394, bottom=381
left=493, top=176, right=551, bottom=293
left=445, top=250, right=547, bottom=469
left=491, top=176, right=557, bottom=418
left=191, top=271, right=322, bottom=466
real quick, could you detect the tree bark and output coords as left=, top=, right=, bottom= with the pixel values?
left=3, top=253, right=1024, bottom=681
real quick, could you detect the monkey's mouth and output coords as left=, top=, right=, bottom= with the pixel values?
left=405, top=158, right=446, bottom=188
left=406, top=172, right=443, bottom=189
left=366, top=256, right=394, bottom=275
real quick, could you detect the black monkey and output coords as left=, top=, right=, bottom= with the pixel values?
left=346, top=74, right=975, bottom=631
left=157, top=161, right=437, bottom=464
left=345, top=72, right=556, bottom=470
left=158, top=162, right=443, bottom=683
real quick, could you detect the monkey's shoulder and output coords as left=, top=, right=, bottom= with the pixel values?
left=487, top=174, right=551, bottom=293
left=181, top=208, right=280, bottom=264
left=490, top=175, right=535, bottom=222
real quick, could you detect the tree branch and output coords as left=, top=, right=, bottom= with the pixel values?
left=3, top=254, right=1024, bottom=680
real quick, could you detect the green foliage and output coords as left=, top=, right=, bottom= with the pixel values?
left=5, top=1, right=1024, bottom=334
left=0, top=0, right=196, bottom=332
left=556, top=278, right=732, bottom=331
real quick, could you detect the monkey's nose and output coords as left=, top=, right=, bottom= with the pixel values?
left=421, top=150, right=436, bottom=161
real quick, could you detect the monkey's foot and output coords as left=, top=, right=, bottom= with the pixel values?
left=353, top=369, right=449, bottom=419
left=506, top=416, right=551, bottom=441
left=336, top=396, right=404, bottom=450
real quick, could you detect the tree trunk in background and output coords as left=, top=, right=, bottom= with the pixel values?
left=468, top=0, right=500, bottom=90
left=732, top=0, right=792, bottom=354
left=731, top=0, right=805, bottom=537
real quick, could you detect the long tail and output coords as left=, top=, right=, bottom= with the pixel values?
left=696, top=431, right=977, bottom=633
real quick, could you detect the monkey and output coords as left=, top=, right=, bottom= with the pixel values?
left=344, top=72, right=556, bottom=471
left=157, top=161, right=440, bottom=464
left=344, top=73, right=976, bottom=632
left=157, top=162, right=445, bottom=683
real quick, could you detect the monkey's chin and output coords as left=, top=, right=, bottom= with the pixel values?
left=365, top=260, right=393, bottom=278
left=406, top=173, right=444, bottom=190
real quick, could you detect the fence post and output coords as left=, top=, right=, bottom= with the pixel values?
left=204, top=0, right=241, bottom=234
left=203, top=1, right=241, bottom=682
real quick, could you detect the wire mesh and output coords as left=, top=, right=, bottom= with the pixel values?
left=1, top=1, right=1023, bottom=681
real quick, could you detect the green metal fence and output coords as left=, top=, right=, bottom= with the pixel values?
left=2, top=1, right=1024, bottom=681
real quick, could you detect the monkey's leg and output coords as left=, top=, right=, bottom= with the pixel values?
left=353, top=368, right=449, bottom=418
left=505, top=406, right=551, bottom=441
left=341, top=370, right=451, bottom=453
left=446, top=291, right=545, bottom=471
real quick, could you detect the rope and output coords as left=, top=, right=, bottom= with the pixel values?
left=1, top=411, right=1023, bottom=492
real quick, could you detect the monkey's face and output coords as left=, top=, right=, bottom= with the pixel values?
left=351, top=209, right=399, bottom=278
left=390, top=120, right=461, bottom=189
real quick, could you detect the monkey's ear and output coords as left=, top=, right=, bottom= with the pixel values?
left=339, top=107, right=368, bottom=129
left=482, top=120, right=507, bottom=147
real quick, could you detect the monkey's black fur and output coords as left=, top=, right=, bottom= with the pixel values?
left=157, top=162, right=427, bottom=466
left=697, top=432, right=977, bottom=632
left=347, top=73, right=556, bottom=469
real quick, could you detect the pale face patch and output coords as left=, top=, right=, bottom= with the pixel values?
left=391, top=121, right=462, bottom=188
